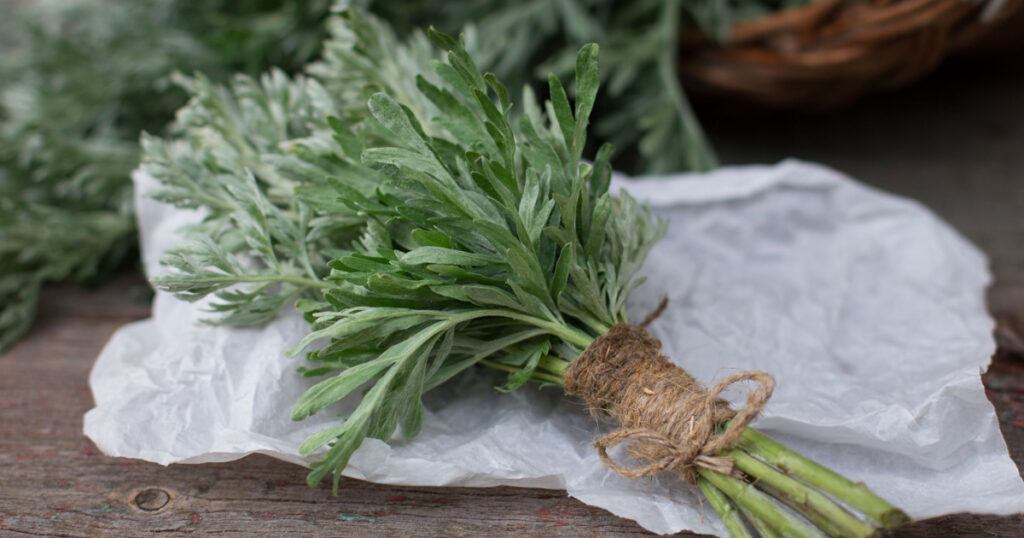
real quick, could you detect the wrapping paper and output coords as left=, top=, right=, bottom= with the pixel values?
left=85, top=160, right=1024, bottom=535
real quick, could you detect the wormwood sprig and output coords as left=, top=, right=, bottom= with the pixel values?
left=143, top=70, right=352, bottom=324
left=146, top=10, right=444, bottom=324
left=285, top=35, right=666, bottom=486
left=151, top=10, right=907, bottom=537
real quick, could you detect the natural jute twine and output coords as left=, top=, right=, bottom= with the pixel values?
left=564, top=303, right=775, bottom=483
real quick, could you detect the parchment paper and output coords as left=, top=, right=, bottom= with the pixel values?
left=84, top=160, right=1024, bottom=535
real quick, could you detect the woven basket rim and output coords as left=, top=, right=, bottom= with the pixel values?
left=678, top=0, right=1022, bottom=108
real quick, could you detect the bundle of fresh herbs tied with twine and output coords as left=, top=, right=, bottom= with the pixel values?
left=0, top=0, right=815, bottom=353
left=144, top=9, right=910, bottom=537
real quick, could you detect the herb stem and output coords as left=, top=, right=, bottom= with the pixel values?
left=725, top=448, right=877, bottom=538
left=735, top=428, right=909, bottom=530
left=735, top=503, right=782, bottom=538
left=482, top=312, right=593, bottom=349
left=537, top=354, right=572, bottom=378
left=656, top=0, right=717, bottom=171
left=154, top=273, right=332, bottom=290
left=576, top=315, right=611, bottom=336
left=479, top=359, right=564, bottom=385
left=698, top=467, right=825, bottom=538
left=235, top=274, right=334, bottom=290
left=697, top=476, right=755, bottom=538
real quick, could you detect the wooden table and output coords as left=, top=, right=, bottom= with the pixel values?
left=3, top=55, right=1024, bottom=536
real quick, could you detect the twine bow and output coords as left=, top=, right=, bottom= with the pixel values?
left=593, top=371, right=774, bottom=482
left=564, top=311, right=775, bottom=483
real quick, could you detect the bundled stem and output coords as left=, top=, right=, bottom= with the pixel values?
left=516, top=323, right=908, bottom=538
left=737, top=429, right=910, bottom=530
left=699, top=477, right=756, bottom=538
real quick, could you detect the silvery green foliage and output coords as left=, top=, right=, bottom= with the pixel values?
left=292, top=31, right=664, bottom=489
left=147, top=10, right=444, bottom=326
left=144, top=70, right=352, bottom=326
left=150, top=9, right=665, bottom=490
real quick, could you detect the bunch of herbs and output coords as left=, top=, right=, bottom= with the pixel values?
left=150, top=10, right=907, bottom=537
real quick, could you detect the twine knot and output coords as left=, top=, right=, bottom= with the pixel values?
left=564, top=322, right=774, bottom=483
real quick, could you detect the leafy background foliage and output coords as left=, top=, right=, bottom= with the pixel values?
left=145, top=10, right=442, bottom=327
left=0, top=0, right=333, bottom=351
left=354, top=0, right=807, bottom=174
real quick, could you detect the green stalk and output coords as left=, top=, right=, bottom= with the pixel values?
left=755, top=481, right=855, bottom=538
left=478, top=358, right=564, bottom=385
left=697, top=476, right=756, bottom=538
left=152, top=273, right=333, bottom=290
left=735, top=503, right=782, bottom=538
left=726, top=448, right=878, bottom=538
left=736, top=428, right=910, bottom=530
left=699, top=467, right=826, bottom=538
left=538, top=354, right=571, bottom=378
left=655, top=0, right=718, bottom=172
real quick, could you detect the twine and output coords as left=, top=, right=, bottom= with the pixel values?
left=564, top=308, right=774, bottom=483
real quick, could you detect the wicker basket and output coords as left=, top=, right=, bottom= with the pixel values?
left=678, top=0, right=1023, bottom=109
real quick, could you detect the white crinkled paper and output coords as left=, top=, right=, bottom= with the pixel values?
left=85, top=160, right=1024, bottom=535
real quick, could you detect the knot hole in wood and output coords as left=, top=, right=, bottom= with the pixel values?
left=133, top=488, right=170, bottom=511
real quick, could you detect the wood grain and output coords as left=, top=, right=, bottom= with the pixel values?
left=4, top=53, right=1024, bottom=538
